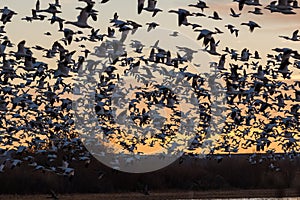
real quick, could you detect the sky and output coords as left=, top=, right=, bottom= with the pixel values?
left=1, top=0, right=300, bottom=155
left=0, top=0, right=300, bottom=76
left=1, top=0, right=300, bottom=65
left=0, top=0, right=300, bottom=81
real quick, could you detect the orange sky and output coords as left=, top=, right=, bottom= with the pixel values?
left=1, top=0, right=300, bottom=155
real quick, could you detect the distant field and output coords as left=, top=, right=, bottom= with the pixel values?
left=2, top=154, right=300, bottom=196
left=1, top=189, right=300, bottom=200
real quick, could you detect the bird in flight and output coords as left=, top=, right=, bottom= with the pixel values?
left=279, top=30, right=300, bottom=41
left=241, top=21, right=261, bottom=32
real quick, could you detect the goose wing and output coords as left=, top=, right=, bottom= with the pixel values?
left=292, top=29, right=299, bottom=38
left=178, top=11, right=186, bottom=26
left=230, top=8, right=236, bottom=15
left=239, top=0, right=246, bottom=10
left=138, top=0, right=145, bottom=14
left=36, top=0, right=40, bottom=11
left=77, top=8, right=89, bottom=24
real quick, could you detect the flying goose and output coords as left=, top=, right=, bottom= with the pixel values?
left=194, top=29, right=216, bottom=46
left=49, top=13, right=65, bottom=31
left=278, top=59, right=292, bottom=78
left=225, top=24, right=235, bottom=32
left=204, top=37, right=220, bottom=56
left=208, top=11, right=222, bottom=20
left=253, top=51, right=261, bottom=59
left=127, top=20, right=142, bottom=34
left=0, top=6, right=17, bottom=24
left=143, top=0, right=163, bottom=17
left=241, top=21, right=261, bottom=32
left=170, top=31, right=179, bottom=37
left=168, top=9, right=193, bottom=26
left=65, top=5, right=97, bottom=28
left=12, top=40, right=28, bottom=60
left=230, top=8, right=241, bottom=17
left=31, top=9, right=47, bottom=21
left=215, top=27, right=224, bottom=34
left=54, top=60, right=71, bottom=78
left=265, top=0, right=296, bottom=14
left=240, top=48, right=251, bottom=61
left=37, top=4, right=61, bottom=14
left=146, top=22, right=159, bottom=31
left=218, top=54, right=227, bottom=70
left=279, top=30, right=300, bottom=41
left=62, top=28, right=75, bottom=45
left=110, top=12, right=127, bottom=28
left=188, top=1, right=209, bottom=12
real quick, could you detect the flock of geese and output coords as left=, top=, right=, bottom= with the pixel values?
left=0, top=0, right=299, bottom=185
